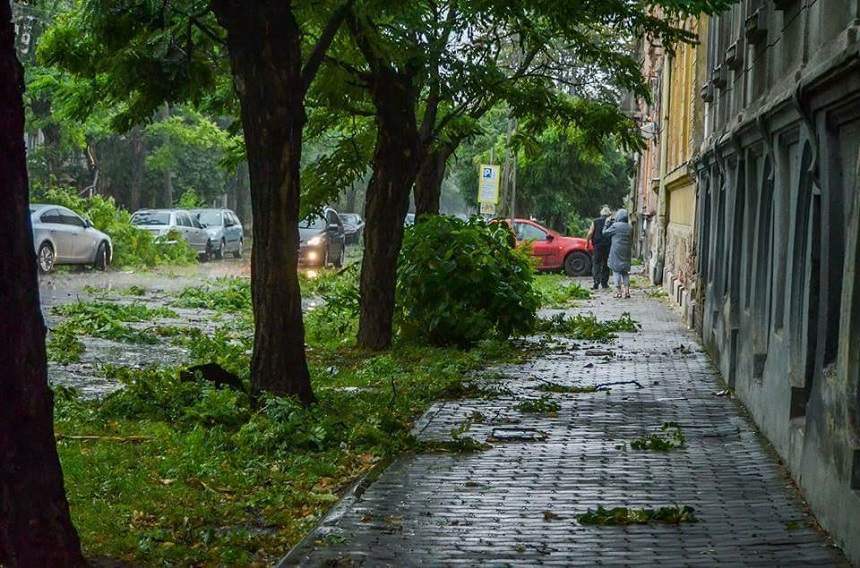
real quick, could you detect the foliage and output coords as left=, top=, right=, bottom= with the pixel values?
left=55, top=328, right=522, bottom=564
left=630, top=422, right=686, bottom=451
left=535, top=382, right=597, bottom=394
left=173, top=278, right=252, bottom=312
left=576, top=505, right=697, bottom=525
left=397, top=216, right=540, bottom=347
left=52, top=301, right=177, bottom=344
left=514, top=396, right=561, bottom=414
left=32, top=186, right=197, bottom=267
left=536, top=312, right=639, bottom=341
left=47, top=326, right=85, bottom=364
left=533, top=274, right=591, bottom=308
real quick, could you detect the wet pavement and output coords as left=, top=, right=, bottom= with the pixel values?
left=286, top=286, right=848, bottom=567
left=39, top=259, right=253, bottom=398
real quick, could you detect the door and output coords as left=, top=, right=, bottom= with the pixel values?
left=38, top=208, right=67, bottom=260
left=224, top=211, right=240, bottom=250
left=186, top=212, right=208, bottom=251
left=57, top=208, right=89, bottom=261
left=514, top=221, right=553, bottom=268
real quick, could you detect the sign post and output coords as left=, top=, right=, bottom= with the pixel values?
left=477, top=164, right=500, bottom=218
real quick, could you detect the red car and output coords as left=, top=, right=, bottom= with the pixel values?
left=501, top=218, right=593, bottom=276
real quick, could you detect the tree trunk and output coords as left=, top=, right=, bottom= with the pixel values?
left=213, top=1, right=314, bottom=404
left=129, top=126, right=144, bottom=211
left=414, top=144, right=453, bottom=218
left=357, top=70, right=421, bottom=350
left=0, top=3, right=85, bottom=564
left=159, top=103, right=174, bottom=207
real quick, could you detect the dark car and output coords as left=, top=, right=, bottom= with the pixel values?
left=299, top=207, right=346, bottom=268
left=340, top=213, right=365, bottom=245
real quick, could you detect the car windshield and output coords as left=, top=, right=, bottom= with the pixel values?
left=196, top=211, right=222, bottom=226
left=300, top=216, right=326, bottom=229
left=132, top=211, right=171, bottom=226
left=341, top=214, right=359, bottom=224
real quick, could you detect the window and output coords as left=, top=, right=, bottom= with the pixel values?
left=40, top=208, right=62, bottom=224
left=515, top=223, right=546, bottom=241
left=197, top=211, right=223, bottom=227
left=178, top=212, right=192, bottom=227
left=224, top=212, right=235, bottom=227
left=59, top=210, right=86, bottom=227
left=132, top=211, right=171, bottom=226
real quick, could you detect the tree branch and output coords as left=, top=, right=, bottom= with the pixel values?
left=302, top=0, right=355, bottom=93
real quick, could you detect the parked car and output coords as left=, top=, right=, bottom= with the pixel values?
left=502, top=218, right=593, bottom=276
left=339, top=213, right=365, bottom=245
left=299, top=207, right=346, bottom=268
left=30, top=204, right=112, bottom=274
left=192, top=208, right=244, bottom=259
left=131, top=209, right=211, bottom=259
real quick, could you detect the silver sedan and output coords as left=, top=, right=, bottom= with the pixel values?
left=30, top=204, right=112, bottom=273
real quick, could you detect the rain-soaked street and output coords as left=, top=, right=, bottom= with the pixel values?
left=285, top=286, right=848, bottom=567
left=39, top=258, right=288, bottom=399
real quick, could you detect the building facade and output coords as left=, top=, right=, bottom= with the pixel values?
left=695, top=1, right=860, bottom=563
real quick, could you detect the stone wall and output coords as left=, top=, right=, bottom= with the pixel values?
left=695, top=1, right=860, bottom=562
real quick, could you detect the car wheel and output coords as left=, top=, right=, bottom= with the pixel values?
left=233, top=239, right=243, bottom=258
left=215, top=239, right=225, bottom=260
left=564, top=251, right=592, bottom=277
left=93, top=241, right=109, bottom=271
left=38, top=242, right=55, bottom=274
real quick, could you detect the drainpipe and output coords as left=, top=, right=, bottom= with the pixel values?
left=654, top=55, right=672, bottom=286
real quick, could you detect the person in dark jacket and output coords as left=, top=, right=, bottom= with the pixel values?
left=585, top=205, right=611, bottom=289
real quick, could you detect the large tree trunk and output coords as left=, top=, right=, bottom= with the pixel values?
left=357, top=71, right=421, bottom=350
left=0, top=3, right=85, bottom=564
left=213, top=1, right=314, bottom=404
left=414, top=144, right=453, bottom=217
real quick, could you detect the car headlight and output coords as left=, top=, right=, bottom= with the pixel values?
left=307, top=236, right=324, bottom=246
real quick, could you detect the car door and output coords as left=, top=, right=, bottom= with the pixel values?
left=514, top=221, right=553, bottom=268
left=186, top=212, right=208, bottom=251
left=57, top=208, right=90, bottom=261
left=38, top=208, right=68, bottom=260
left=223, top=211, right=239, bottom=250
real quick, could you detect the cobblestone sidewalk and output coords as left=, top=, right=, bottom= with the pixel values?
left=285, top=288, right=847, bottom=566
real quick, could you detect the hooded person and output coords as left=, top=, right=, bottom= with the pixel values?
left=602, top=208, right=633, bottom=298
left=585, top=205, right=612, bottom=289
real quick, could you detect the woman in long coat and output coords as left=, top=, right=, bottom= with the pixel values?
left=602, top=208, right=633, bottom=299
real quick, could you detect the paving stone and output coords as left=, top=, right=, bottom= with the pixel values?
left=287, top=288, right=849, bottom=567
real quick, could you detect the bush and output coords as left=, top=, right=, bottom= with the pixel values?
left=397, top=216, right=540, bottom=347
left=32, top=187, right=197, bottom=267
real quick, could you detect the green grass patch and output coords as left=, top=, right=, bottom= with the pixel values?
left=533, top=274, right=591, bottom=308
left=536, top=312, right=639, bottom=341
left=577, top=505, right=697, bottom=525
left=47, top=327, right=86, bottom=364
left=630, top=422, right=686, bottom=451
left=56, top=320, right=522, bottom=565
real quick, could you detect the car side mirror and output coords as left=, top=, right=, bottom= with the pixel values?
left=545, top=234, right=554, bottom=242
left=84, top=219, right=92, bottom=228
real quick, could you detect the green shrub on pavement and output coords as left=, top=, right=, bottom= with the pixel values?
left=32, top=187, right=197, bottom=267
left=397, top=215, right=540, bottom=347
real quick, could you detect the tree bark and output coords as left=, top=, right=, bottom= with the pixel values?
left=357, top=69, right=421, bottom=350
left=212, top=0, right=314, bottom=404
left=129, top=126, right=144, bottom=211
left=159, top=103, right=174, bottom=207
left=0, top=2, right=85, bottom=564
left=414, top=143, right=454, bottom=218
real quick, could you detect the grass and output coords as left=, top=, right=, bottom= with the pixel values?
left=535, top=312, right=640, bottom=341
left=532, top=274, right=591, bottom=308
left=576, top=505, right=697, bottom=525
left=53, top=275, right=524, bottom=565
left=51, top=301, right=178, bottom=345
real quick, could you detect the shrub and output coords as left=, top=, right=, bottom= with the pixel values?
left=397, top=216, right=540, bottom=347
left=32, top=186, right=197, bottom=267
